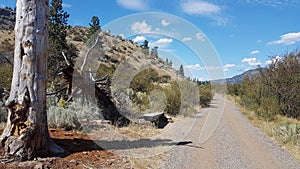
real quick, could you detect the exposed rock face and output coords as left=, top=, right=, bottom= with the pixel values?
left=0, top=8, right=16, bottom=30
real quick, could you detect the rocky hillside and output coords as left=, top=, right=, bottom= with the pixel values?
left=0, top=7, right=184, bottom=100
left=0, top=7, right=15, bottom=30
left=0, top=8, right=182, bottom=78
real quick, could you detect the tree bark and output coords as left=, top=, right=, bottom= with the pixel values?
left=0, top=0, right=64, bottom=161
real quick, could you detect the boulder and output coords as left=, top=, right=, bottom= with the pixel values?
left=143, top=112, right=168, bottom=128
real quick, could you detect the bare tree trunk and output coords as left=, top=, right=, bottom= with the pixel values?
left=0, top=0, right=64, bottom=161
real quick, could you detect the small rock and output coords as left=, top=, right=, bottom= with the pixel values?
left=34, top=163, right=43, bottom=169
left=69, top=159, right=77, bottom=163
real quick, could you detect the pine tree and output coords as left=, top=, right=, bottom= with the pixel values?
left=48, top=0, right=78, bottom=82
left=49, top=0, right=69, bottom=54
left=179, top=64, right=184, bottom=77
left=87, top=16, right=101, bottom=39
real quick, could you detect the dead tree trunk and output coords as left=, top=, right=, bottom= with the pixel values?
left=0, top=0, right=64, bottom=161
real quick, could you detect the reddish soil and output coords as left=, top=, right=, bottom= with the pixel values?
left=0, top=129, right=132, bottom=169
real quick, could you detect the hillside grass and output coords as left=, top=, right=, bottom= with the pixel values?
left=116, top=122, right=161, bottom=139
left=227, top=95, right=300, bottom=162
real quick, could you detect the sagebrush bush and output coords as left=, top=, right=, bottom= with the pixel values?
left=47, top=98, right=101, bottom=130
left=272, top=122, right=300, bottom=146
left=48, top=105, right=81, bottom=131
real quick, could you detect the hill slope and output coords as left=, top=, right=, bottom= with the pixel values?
left=225, top=68, right=262, bottom=84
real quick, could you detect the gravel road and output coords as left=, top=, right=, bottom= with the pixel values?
left=161, top=94, right=300, bottom=169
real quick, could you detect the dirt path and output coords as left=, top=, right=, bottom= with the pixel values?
left=161, top=94, right=300, bottom=169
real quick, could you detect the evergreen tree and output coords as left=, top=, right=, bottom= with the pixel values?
left=48, top=0, right=78, bottom=93
left=48, top=0, right=78, bottom=81
left=87, top=16, right=101, bottom=39
left=49, top=0, right=69, bottom=54
left=179, top=64, right=184, bottom=76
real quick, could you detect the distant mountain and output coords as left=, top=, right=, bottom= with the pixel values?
left=213, top=68, right=263, bottom=84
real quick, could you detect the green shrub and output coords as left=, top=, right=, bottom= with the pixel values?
left=227, top=84, right=241, bottom=96
left=163, top=82, right=181, bottom=116
left=96, top=63, right=116, bottom=79
left=199, top=83, right=212, bottom=107
left=130, top=68, right=160, bottom=94
left=256, top=96, right=279, bottom=122
left=132, top=91, right=150, bottom=111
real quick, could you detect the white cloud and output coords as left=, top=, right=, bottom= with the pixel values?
left=149, top=38, right=173, bottom=48
left=132, top=35, right=146, bottom=43
left=204, top=66, right=223, bottom=71
left=268, top=32, right=300, bottom=45
left=186, top=64, right=202, bottom=70
left=224, top=64, right=235, bottom=71
left=242, top=57, right=261, bottom=66
left=250, top=50, right=259, bottom=55
left=0, top=4, right=5, bottom=8
left=116, top=0, right=148, bottom=11
left=240, top=0, right=300, bottom=8
left=257, top=39, right=262, bottom=43
left=62, top=3, right=72, bottom=8
left=131, top=20, right=152, bottom=34
left=196, top=33, right=205, bottom=41
left=211, top=16, right=230, bottom=26
left=181, top=0, right=221, bottom=16
left=266, top=56, right=281, bottom=65
left=182, top=37, right=192, bottom=42
left=161, top=19, right=170, bottom=27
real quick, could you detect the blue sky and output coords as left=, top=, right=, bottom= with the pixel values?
left=2, top=0, right=300, bottom=80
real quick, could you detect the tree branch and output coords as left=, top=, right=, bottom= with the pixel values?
left=61, top=51, right=70, bottom=66
left=80, top=35, right=100, bottom=72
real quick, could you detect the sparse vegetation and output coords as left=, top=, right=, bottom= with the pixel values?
left=229, top=51, right=300, bottom=120
left=227, top=50, right=300, bottom=162
left=47, top=98, right=101, bottom=131
left=199, top=82, right=213, bottom=107
left=0, top=64, right=12, bottom=89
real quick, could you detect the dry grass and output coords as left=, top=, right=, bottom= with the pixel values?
left=227, top=95, right=300, bottom=163
left=116, top=122, right=161, bottom=139
left=0, top=30, right=14, bottom=43
left=129, top=153, right=166, bottom=169
left=0, top=122, right=6, bottom=130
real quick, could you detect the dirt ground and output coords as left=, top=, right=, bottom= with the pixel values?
left=0, top=128, right=132, bottom=169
